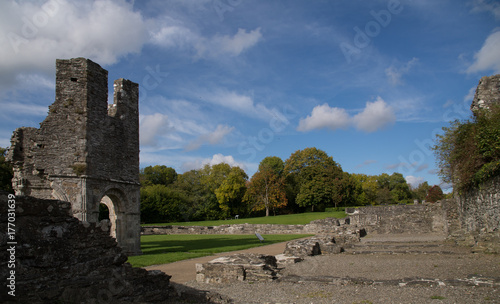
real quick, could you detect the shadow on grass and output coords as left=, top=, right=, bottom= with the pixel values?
left=141, top=235, right=265, bottom=255
left=128, top=234, right=312, bottom=267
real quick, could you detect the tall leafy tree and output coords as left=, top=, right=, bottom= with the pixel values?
left=140, top=184, right=189, bottom=223
left=284, top=148, right=343, bottom=211
left=426, top=185, right=444, bottom=203
left=0, top=147, right=13, bottom=192
left=245, top=156, right=287, bottom=216
left=140, top=165, right=177, bottom=186
left=215, top=166, right=248, bottom=217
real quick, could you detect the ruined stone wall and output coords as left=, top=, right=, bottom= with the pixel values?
left=7, top=58, right=141, bottom=255
left=142, top=218, right=351, bottom=235
left=453, top=175, right=500, bottom=253
left=470, top=74, right=500, bottom=113
left=348, top=204, right=446, bottom=234
left=0, top=191, right=171, bottom=303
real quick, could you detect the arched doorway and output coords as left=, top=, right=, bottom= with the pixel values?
left=98, top=189, right=126, bottom=242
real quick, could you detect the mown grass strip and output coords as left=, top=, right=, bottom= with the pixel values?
left=128, top=234, right=313, bottom=268
left=144, top=210, right=347, bottom=227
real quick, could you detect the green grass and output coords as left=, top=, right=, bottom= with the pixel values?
left=127, top=234, right=312, bottom=267
left=144, top=210, right=347, bottom=227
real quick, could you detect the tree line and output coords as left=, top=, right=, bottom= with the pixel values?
left=140, top=147, right=444, bottom=223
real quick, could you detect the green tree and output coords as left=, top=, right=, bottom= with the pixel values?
left=258, top=156, right=285, bottom=175
left=140, top=184, right=189, bottom=223
left=388, top=173, right=412, bottom=204
left=284, top=148, right=343, bottom=211
left=170, top=170, right=210, bottom=221
left=215, top=166, right=248, bottom=218
left=0, top=147, right=13, bottom=192
left=140, top=165, right=177, bottom=186
left=411, top=181, right=430, bottom=202
left=353, top=174, right=378, bottom=205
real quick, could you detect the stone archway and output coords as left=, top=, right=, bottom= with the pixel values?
left=98, top=188, right=127, bottom=247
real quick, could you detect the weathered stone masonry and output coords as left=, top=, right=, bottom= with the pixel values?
left=7, top=58, right=141, bottom=255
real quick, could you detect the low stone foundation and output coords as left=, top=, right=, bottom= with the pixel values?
left=196, top=227, right=366, bottom=284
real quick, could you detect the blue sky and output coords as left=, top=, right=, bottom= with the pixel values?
left=1, top=0, right=500, bottom=191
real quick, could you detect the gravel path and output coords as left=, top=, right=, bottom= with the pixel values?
left=152, top=234, right=500, bottom=303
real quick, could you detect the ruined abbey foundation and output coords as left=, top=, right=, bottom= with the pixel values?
left=7, top=58, right=141, bottom=255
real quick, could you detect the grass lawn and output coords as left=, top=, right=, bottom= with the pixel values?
left=127, top=234, right=312, bottom=268
left=144, top=210, right=347, bottom=227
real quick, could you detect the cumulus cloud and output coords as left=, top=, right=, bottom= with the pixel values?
left=0, top=0, right=147, bottom=86
left=467, top=30, right=500, bottom=74
left=139, top=113, right=170, bottom=146
left=385, top=58, right=419, bottom=85
left=405, top=175, right=424, bottom=188
left=296, top=104, right=351, bottom=132
left=185, top=124, right=234, bottom=151
left=181, top=153, right=246, bottom=171
left=353, top=97, right=396, bottom=132
left=297, top=97, right=395, bottom=133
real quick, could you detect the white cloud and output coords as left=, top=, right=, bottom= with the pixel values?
left=209, top=28, right=263, bottom=57
left=353, top=97, right=396, bottom=132
left=185, top=124, right=234, bottom=151
left=297, top=97, right=395, bottom=133
left=405, top=175, right=424, bottom=188
left=385, top=58, right=418, bottom=85
left=0, top=0, right=147, bottom=85
left=150, top=23, right=262, bottom=59
left=181, top=153, right=246, bottom=171
left=471, top=0, right=500, bottom=19
left=139, top=113, right=170, bottom=146
left=200, top=89, right=277, bottom=120
left=297, top=104, right=351, bottom=132
left=467, top=30, right=500, bottom=74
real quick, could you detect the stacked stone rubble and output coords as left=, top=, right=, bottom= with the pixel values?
left=0, top=191, right=170, bottom=303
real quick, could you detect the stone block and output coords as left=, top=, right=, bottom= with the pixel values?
left=283, top=239, right=321, bottom=257
left=196, top=253, right=278, bottom=283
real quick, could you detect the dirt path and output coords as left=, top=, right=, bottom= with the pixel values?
left=145, top=240, right=289, bottom=283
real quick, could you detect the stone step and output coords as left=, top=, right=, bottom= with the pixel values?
left=343, top=241, right=460, bottom=255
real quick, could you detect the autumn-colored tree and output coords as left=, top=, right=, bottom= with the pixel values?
left=245, top=157, right=287, bottom=216
left=426, top=185, right=444, bottom=203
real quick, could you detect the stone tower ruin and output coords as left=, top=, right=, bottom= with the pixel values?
left=7, top=58, right=141, bottom=255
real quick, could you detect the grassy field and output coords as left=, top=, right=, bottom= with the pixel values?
left=144, top=209, right=347, bottom=227
left=127, top=234, right=312, bottom=268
